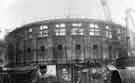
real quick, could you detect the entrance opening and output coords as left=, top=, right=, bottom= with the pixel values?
left=111, top=70, right=121, bottom=83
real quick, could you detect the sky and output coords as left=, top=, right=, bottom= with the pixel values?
left=0, top=0, right=135, bottom=39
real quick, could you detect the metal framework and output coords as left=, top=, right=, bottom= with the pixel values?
left=125, top=8, right=135, bottom=56
left=100, top=0, right=112, bottom=21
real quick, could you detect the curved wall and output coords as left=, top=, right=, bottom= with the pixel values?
left=5, top=18, right=127, bottom=67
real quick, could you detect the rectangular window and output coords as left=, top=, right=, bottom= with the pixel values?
left=39, top=31, right=42, bottom=37
left=55, top=27, right=66, bottom=36
left=106, top=31, right=112, bottom=38
left=95, top=29, right=100, bottom=36
left=40, top=25, right=48, bottom=30
left=105, top=26, right=110, bottom=30
left=42, top=30, right=48, bottom=37
left=38, top=31, right=48, bottom=37
left=56, top=24, right=66, bottom=28
left=89, top=24, right=100, bottom=36
left=89, top=28, right=94, bottom=36
left=89, top=24, right=99, bottom=28
left=95, top=24, right=99, bottom=28
left=89, top=32, right=94, bottom=36
left=28, top=34, right=32, bottom=39
left=28, top=28, right=33, bottom=39
left=89, top=24, right=95, bottom=28
left=72, top=23, right=82, bottom=27
left=71, top=28, right=78, bottom=35
left=71, top=28, right=84, bottom=35
left=28, top=28, right=32, bottom=32
left=39, top=25, right=48, bottom=37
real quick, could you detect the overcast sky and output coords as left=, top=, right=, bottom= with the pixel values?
left=0, top=0, right=134, bottom=31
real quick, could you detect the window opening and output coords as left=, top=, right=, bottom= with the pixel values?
left=72, top=23, right=82, bottom=27
left=71, top=28, right=84, bottom=35
left=76, top=44, right=81, bottom=50
left=40, top=46, right=45, bottom=52
left=93, top=44, right=98, bottom=50
left=57, top=45, right=63, bottom=50
left=27, top=48, right=31, bottom=53
left=28, top=28, right=32, bottom=32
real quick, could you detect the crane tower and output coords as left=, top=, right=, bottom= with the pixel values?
left=125, top=8, right=135, bottom=56
left=100, top=0, right=112, bottom=21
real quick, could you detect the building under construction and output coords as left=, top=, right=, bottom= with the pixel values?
left=1, top=18, right=127, bottom=83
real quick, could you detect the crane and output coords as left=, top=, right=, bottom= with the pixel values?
left=125, top=8, right=135, bottom=56
left=100, top=0, right=112, bottom=22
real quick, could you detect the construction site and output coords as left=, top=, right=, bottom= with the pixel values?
left=0, top=0, right=135, bottom=83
